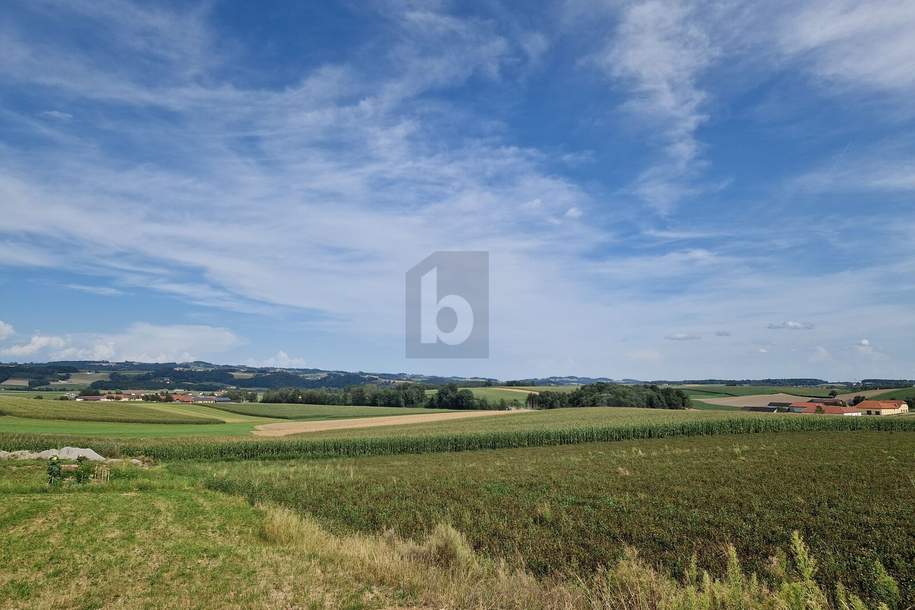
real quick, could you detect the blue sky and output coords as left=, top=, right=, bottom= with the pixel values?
left=1, top=0, right=914, bottom=380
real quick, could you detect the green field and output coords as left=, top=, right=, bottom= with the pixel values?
left=6, top=458, right=891, bottom=610
left=870, top=388, right=915, bottom=401
left=0, top=395, right=222, bottom=424
left=183, top=431, right=915, bottom=602
left=675, top=385, right=840, bottom=398
left=0, top=399, right=912, bottom=608
left=49, top=371, right=111, bottom=386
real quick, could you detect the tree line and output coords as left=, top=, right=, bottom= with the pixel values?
left=526, top=383, right=690, bottom=410
left=261, top=383, right=503, bottom=410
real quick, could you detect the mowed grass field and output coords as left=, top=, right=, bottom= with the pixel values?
left=183, top=431, right=915, bottom=603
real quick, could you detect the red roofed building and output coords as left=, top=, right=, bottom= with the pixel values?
left=856, top=400, right=909, bottom=416
left=796, top=404, right=862, bottom=416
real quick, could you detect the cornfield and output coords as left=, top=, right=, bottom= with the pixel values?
left=1, top=414, right=912, bottom=461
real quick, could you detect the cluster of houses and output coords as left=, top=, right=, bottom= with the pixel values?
left=74, top=391, right=232, bottom=404
left=742, top=397, right=909, bottom=416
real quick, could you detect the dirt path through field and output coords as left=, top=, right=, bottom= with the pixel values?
left=252, top=409, right=522, bottom=437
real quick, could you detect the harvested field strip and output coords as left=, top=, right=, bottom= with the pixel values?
left=1, top=412, right=912, bottom=461
left=252, top=409, right=515, bottom=436
left=210, top=402, right=446, bottom=420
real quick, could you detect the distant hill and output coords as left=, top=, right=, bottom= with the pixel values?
left=2, top=362, right=911, bottom=392
left=0, top=361, right=499, bottom=391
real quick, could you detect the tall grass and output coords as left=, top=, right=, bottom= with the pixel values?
left=1, top=414, right=912, bottom=460
left=258, top=504, right=900, bottom=610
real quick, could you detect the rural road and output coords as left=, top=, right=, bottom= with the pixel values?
left=252, top=409, right=522, bottom=437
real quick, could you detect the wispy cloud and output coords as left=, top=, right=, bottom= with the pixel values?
left=65, top=284, right=125, bottom=297
left=1, top=1, right=914, bottom=379
left=776, top=0, right=915, bottom=94
left=768, top=321, right=815, bottom=330
left=588, top=0, right=717, bottom=211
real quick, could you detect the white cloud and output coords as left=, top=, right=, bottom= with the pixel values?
left=0, top=320, right=16, bottom=341
left=777, top=0, right=915, bottom=94
left=0, top=323, right=238, bottom=363
left=245, top=351, right=308, bottom=369
left=590, top=0, right=716, bottom=211
left=768, top=321, right=815, bottom=330
left=1, top=1, right=915, bottom=380
left=665, top=332, right=701, bottom=341
left=65, top=284, right=125, bottom=297
left=39, top=110, right=73, bottom=121
left=0, top=334, right=66, bottom=358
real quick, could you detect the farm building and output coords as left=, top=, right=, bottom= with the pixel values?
left=855, top=400, right=909, bottom=416
left=806, top=397, right=848, bottom=407
left=193, top=395, right=231, bottom=404
left=795, top=404, right=862, bottom=416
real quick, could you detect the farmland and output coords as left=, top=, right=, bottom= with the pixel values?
left=0, top=395, right=912, bottom=608
left=0, top=395, right=222, bottom=424
left=871, top=387, right=915, bottom=401
left=3, top=458, right=898, bottom=610
left=211, top=401, right=446, bottom=420
left=462, top=386, right=534, bottom=403
left=674, top=385, right=840, bottom=398
left=184, top=431, right=915, bottom=602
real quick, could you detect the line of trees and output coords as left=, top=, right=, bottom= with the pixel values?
left=261, top=383, right=502, bottom=410
left=527, top=383, right=690, bottom=410
left=261, top=384, right=429, bottom=408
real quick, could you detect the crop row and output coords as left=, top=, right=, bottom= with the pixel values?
left=1, top=414, right=912, bottom=461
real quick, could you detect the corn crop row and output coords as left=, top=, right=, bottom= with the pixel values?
left=1, top=415, right=912, bottom=461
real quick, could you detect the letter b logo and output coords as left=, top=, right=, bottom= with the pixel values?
left=406, top=251, right=489, bottom=358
